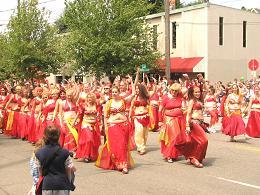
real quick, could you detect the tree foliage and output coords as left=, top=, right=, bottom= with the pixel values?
left=148, top=0, right=204, bottom=14
left=0, top=34, right=16, bottom=80
left=62, top=0, right=160, bottom=78
left=148, top=0, right=164, bottom=14
left=7, top=0, right=61, bottom=79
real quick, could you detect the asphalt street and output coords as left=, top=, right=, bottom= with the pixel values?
left=0, top=119, right=260, bottom=195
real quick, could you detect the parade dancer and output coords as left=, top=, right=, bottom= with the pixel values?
left=4, top=86, right=22, bottom=138
left=181, top=86, right=208, bottom=168
left=244, top=86, right=260, bottom=137
left=204, top=86, right=219, bottom=133
left=59, top=89, right=78, bottom=154
left=19, top=88, right=30, bottom=140
left=41, top=88, right=60, bottom=142
left=130, top=82, right=154, bottom=155
left=100, top=84, right=111, bottom=143
left=0, top=87, right=7, bottom=134
left=158, top=83, right=187, bottom=163
left=147, top=77, right=160, bottom=132
left=96, top=86, right=134, bottom=174
left=222, top=84, right=246, bottom=142
left=30, top=87, right=44, bottom=143
left=74, top=93, right=101, bottom=162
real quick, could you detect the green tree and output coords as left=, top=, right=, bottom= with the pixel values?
left=148, top=0, right=183, bottom=14
left=62, top=0, right=160, bottom=79
left=148, top=0, right=205, bottom=14
left=7, top=0, right=61, bottom=79
left=148, top=0, right=164, bottom=14
left=0, top=34, right=16, bottom=80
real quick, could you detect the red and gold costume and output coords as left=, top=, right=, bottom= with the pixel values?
left=60, top=100, right=78, bottom=152
left=19, top=97, right=30, bottom=139
left=246, top=95, right=260, bottom=137
left=5, top=94, right=21, bottom=137
left=222, top=93, right=246, bottom=137
left=204, top=95, right=219, bottom=127
left=159, top=93, right=186, bottom=160
left=181, top=100, right=208, bottom=165
left=96, top=99, right=134, bottom=171
left=0, top=93, right=7, bottom=132
left=149, top=91, right=160, bottom=132
left=75, top=104, right=100, bottom=161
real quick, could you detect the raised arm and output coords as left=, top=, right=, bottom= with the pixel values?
left=4, top=94, right=14, bottom=110
left=148, top=77, right=157, bottom=97
left=52, top=99, right=61, bottom=121
left=133, top=67, right=140, bottom=87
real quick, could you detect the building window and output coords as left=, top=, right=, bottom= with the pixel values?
left=243, top=21, right=247, bottom=48
left=152, top=25, right=157, bottom=50
left=172, top=22, right=176, bottom=48
left=75, top=75, right=83, bottom=83
left=219, top=17, right=223, bottom=46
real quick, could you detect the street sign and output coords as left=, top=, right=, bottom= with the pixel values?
left=141, top=64, right=147, bottom=69
left=248, top=59, right=259, bottom=71
left=140, top=64, right=149, bottom=72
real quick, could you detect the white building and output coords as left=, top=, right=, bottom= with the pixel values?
left=146, top=3, right=260, bottom=82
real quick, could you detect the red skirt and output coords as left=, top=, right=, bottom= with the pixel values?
left=209, top=110, right=219, bottom=126
left=221, top=116, right=230, bottom=132
left=222, top=114, right=245, bottom=137
left=128, top=120, right=136, bottom=150
left=28, top=115, right=37, bottom=143
left=1, top=110, right=7, bottom=134
left=20, top=113, right=28, bottom=139
left=159, top=115, right=187, bottom=159
left=96, top=122, right=134, bottom=171
left=11, top=111, right=20, bottom=138
left=149, top=105, right=159, bottom=131
left=61, top=120, right=77, bottom=152
left=178, top=122, right=208, bottom=162
left=76, top=123, right=100, bottom=161
left=246, top=111, right=260, bottom=137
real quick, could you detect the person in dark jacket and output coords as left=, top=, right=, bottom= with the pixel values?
left=36, top=125, right=76, bottom=195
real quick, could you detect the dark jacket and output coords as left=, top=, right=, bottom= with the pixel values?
left=36, top=143, right=71, bottom=190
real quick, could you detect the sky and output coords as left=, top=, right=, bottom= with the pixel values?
left=0, top=0, right=260, bottom=31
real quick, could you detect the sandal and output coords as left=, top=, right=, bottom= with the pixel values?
left=167, top=158, right=174, bottom=163
left=122, top=168, right=128, bottom=174
left=190, top=158, right=203, bottom=168
left=230, top=137, right=236, bottom=142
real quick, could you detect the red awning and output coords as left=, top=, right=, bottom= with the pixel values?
left=158, top=57, right=203, bottom=72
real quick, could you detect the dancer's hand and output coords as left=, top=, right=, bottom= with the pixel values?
left=243, top=110, right=248, bottom=116
left=185, top=126, right=191, bottom=134
left=158, top=122, right=163, bottom=127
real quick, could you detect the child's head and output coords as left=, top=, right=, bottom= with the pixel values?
left=34, top=139, right=45, bottom=154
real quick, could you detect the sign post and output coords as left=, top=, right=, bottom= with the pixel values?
left=140, top=64, right=150, bottom=82
left=248, top=59, right=259, bottom=79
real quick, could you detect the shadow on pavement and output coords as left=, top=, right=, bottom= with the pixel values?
left=203, top=157, right=217, bottom=167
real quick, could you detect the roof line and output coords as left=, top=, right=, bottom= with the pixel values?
left=145, top=2, right=260, bottom=20
left=145, top=3, right=209, bottom=20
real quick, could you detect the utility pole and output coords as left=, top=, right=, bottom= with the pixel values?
left=164, top=0, right=171, bottom=81
left=17, top=0, right=20, bottom=16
